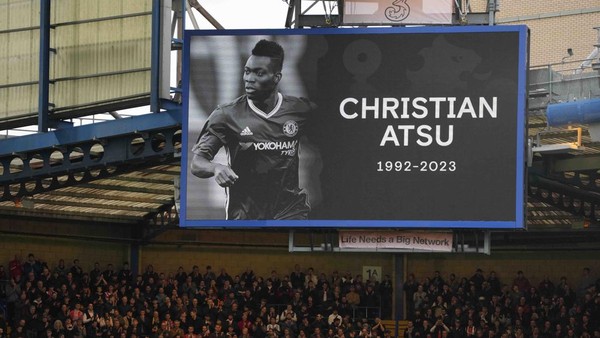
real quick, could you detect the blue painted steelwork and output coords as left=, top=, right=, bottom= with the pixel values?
left=0, top=0, right=183, bottom=206
left=180, top=0, right=186, bottom=30
left=0, top=109, right=181, bottom=201
left=0, top=110, right=181, bottom=157
left=38, top=0, right=51, bottom=132
left=546, top=98, right=600, bottom=127
left=150, top=0, right=161, bottom=113
left=178, top=219, right=522, bottom=229
left=394, top=254, right=404, bottom=325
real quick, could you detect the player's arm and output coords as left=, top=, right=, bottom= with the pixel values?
left=190, top=115, right=239, bottom=187
left=191, top=153, right=238, bottom=187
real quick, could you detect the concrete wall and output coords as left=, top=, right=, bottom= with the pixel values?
left=140, top=244, right=394, bottom=279
left=2, top=228, right=599, bottom=291
left=0, top=233, right=129, bottom=273
left=405, top=251, right=600, bottom=289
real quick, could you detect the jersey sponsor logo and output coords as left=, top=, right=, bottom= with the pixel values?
left=282, top=120, right=299, bottom=137
left=239, top=142, right=253, bottom=150
left=252, top=140, right=298, bottom=151
left=239, top=140, right=298, bottom=156
left=240, top=126, right=253, bottom=136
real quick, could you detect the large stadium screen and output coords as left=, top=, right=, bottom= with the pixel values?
left=181, top=26, right=528, bottom=229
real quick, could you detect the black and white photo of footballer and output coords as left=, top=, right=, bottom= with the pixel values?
left=190, top=39, right=321, bottom=220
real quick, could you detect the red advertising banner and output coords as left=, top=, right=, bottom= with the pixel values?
left=344, top=0, right=453, bottom=25
left=339, top=230, right=453, bottom=251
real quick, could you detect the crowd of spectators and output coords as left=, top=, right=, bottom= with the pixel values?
left=402, top=268, right=600, bottom=338
left=0, top=254, right=392, bottom=338
left=1, top=254, right=599, bottom=338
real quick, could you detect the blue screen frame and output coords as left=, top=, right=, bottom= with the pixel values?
left=180, top=25, right=528, bottom=229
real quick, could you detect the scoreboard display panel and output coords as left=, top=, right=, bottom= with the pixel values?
left=181, top=26, right=528, bottom=229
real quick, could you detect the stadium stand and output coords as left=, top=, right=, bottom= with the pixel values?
left=1, top=255, right=599, bottom=338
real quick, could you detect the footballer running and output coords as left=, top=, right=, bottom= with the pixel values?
left=191, top=39, right=318, bottom=220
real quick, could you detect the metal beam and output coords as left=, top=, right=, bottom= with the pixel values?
left=78, top=182, right=173, bottom=195
left=285, top=0, right=295, bottom=28
left=297, top=14, right=338, bottom=27
left=0, top=109, right=181, bottom=157
left=550, top=154, right=600, bottom=172
left=138, top=167, right=182, bottom=176
left=109, top=175, right=175, bottom=185
left=528, top=215, right=577, bottom=220
left=0, top=158, right=179, bottom=202
left=0, top=206, right=143, bottom=223
left=530, top=164, right=600, bottom=194
left=46, top=189, right=173, bottom=204
left=530, top=174, right=600, bottom=203
left=529, top=174, right=600, bottom=223
left=38, top=0, right=51, bottom=132
left=294, top=12, right=489, bottom=27
left=21, top=197, right=162, bottom=213
left=0, top=97, right=151, bottom=131
left=453, top=13, right=490, bottom=25
left=185, top=0, right=200, bottom=29
left=295, top=0, right=301, bottom=28
left=0, top=110, right=181, bottom=202
left=188, top=0, right=225, bottom=29
left=161, top=0, right=173, bottom=101
left=151, top=0, right=161, bottom=112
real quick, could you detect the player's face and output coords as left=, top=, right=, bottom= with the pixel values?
left=243, top=55, right=281, bottom=102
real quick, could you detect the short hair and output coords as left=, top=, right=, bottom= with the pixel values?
left=252, top=39, right=284, bottom=72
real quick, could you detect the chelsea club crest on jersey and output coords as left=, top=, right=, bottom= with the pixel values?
left=283, top=120, right=299, bottom=137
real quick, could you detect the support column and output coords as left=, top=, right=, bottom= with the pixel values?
left=394, top=253, right=405, bottom=323
left=130, top=242, right=141, bottom=277
left=151, top=0, right=161, bottom=113
left=38, top=0, right=51, bottom=132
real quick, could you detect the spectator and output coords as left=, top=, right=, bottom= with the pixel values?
left=346, top=286, right=361, bottom=308
left=305, top=268, right=319, bottom=290
left=404, top=320, right=417, bottom=338
left=281, top=313, right=299, bottom=337
left=469, top=269, right=485, bottom=292
left=538, top=277, right=555, bottom=298
left=513, top=271, right=531, bottom=294
left=371, top=317, right=386, bottom=338
left=413, top=285, right=427, bottom=311
left=311, top=314, right=328, bottom=334
left=69, top=259, right=83, bottom=282
left=430, top=317, right=450, bottom=338
left=205, top=266, right=217, bottom=284
left=486, top=271, right=502, bottom=296
left=267, top=317, right=281, bottom=336
left=577, top=268, right=595, bottom=301
left=22, top=253, right=42, bottom=279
